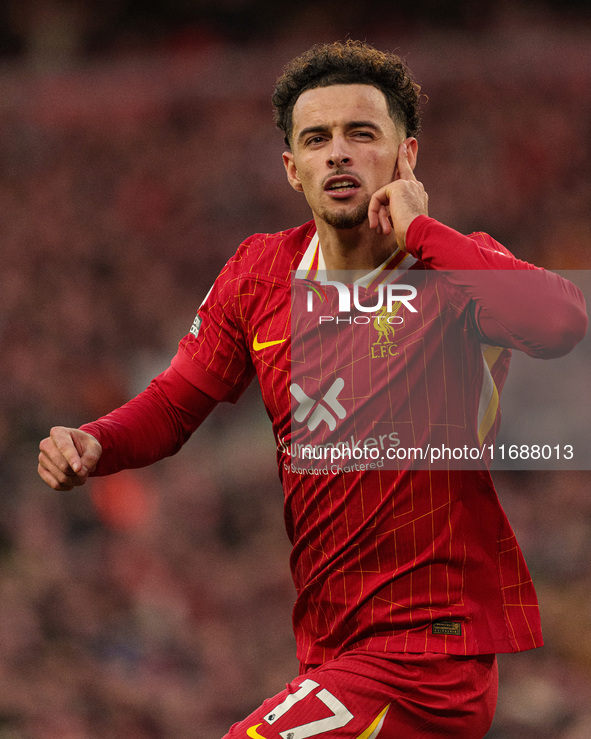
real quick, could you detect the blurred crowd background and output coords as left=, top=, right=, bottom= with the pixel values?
left=1, top=0, right=590, bottom=737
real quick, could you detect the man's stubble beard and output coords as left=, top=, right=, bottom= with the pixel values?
left=319, top=199, right=370, bottom=230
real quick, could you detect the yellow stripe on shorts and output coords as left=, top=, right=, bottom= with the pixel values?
left=356, top=703, right=390, bottom=739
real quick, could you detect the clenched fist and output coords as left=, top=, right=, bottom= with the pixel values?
left=38, top=426, right=102, bottom=491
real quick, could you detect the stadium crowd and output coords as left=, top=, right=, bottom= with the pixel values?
left=1, top=6, right=591, bottom=737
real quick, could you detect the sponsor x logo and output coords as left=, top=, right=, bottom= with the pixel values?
left=290, top=378, right=346, bottom=431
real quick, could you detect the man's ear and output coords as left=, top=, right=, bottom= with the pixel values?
left=406, top=137, right=418, bottom=171
left=393, top=137, right=419, bottom=180
left=283, top=151, right=304, bottom=192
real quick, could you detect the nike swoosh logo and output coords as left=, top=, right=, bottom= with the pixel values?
left=247, top=725, right=268, bottom=739
left=253, top=333, right=288, bottom=351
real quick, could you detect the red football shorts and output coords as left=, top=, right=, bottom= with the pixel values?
left=223, top=650, right=498, bottom=738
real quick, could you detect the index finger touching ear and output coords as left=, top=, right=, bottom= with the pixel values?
left=396, top=141, right=417, bottom=182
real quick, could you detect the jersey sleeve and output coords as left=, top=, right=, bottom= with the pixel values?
left=406, top=215, right=588, bottom=358
left=80, top=366, right=217, bottom=476
left=171, top=248, right=255, bottom=402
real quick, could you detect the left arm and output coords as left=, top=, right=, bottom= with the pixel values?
left=369, top=143, right=588, bottom=358
left=405, top=216, right=587, bottom=358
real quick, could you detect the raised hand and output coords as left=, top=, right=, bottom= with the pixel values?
left=38, top=426, right=102, bottom=491
left=368, top=141, right=428, bottom=250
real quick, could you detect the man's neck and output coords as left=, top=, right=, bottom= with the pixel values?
left=314, top=218, right=398, bottom=277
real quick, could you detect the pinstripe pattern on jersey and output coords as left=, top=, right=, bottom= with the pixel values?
left=172, top=220, right=543, bottom=667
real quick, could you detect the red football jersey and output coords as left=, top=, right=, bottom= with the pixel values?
left=168, top=215, right=588, bottom=667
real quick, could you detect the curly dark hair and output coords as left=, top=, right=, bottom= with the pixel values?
left=272, top=40, right=422, bottom=147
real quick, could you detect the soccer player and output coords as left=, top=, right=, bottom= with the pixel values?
left=38, top=41, right=587, bottom=737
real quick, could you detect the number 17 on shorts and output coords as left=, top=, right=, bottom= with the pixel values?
left=227, top=678, right=389, bottom=739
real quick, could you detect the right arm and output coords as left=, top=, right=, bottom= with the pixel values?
left=37, top=366, right=217, bottom=491
left=40, top=237, right=256, bottom=493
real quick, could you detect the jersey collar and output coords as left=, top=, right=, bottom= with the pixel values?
left=295, top=230, right=417, bottom=288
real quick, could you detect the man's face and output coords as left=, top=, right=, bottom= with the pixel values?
left=283, top=84, right=413, bottom=230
